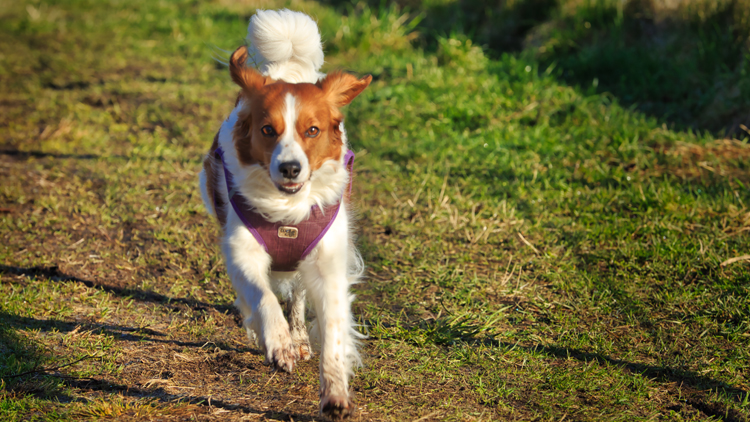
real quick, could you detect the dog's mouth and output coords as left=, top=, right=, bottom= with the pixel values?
left=276, top=182, right=304, bottom=194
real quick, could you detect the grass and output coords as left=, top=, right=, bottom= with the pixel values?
left=1, top=0, right=749, bottom=420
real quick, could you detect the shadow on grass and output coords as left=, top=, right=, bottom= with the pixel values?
left=0, top=268, right=287, bottom=418
left=322, top=0, right=750, bottom=135
left=370, top=316, right=748, bottom=421
left=528, top=340, right=749, bottom=422
left=0, top=264, right=252, bottom=357
left=0, top=313, right=82, bottom=404
left=0, top=265, right=236, bottom=317
left=0, top=149, right=101, bottom=161
left=64, top=377, right=319, bottom=421
left=320, top=0, right=557, bottom=52
left=0, top=310, right=238, bottom=351
left=0, top=148, right=197, bottom=163
left=0, top=312, right=304, bottom=420
left=532, top=2, right=750, bottom=135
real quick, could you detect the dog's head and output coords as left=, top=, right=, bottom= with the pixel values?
left=229, top=46, right=371, bottom=195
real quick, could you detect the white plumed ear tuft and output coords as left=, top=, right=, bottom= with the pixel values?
left=246, top=9, right=325, bottom=84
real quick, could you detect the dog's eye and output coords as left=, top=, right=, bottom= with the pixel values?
left=261, top=125, right=276, bottom=137
left=305, top=126, right=320, bottom=138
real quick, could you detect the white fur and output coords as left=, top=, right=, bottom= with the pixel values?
left=246, top=9, right=325, bottom=83
left=297, top=203, right=364, bottom=394
left=198, top=169, right=213, bottom=217
left=269, top=94, right=311, bottom=185
left=199, top=9, right=364, bottom=417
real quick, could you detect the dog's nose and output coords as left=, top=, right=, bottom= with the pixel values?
left=279, top=161, right=301, bottom=179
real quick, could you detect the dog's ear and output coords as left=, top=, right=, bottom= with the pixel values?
left=229, top=46, right=273, bottom=91
left=318, top=71, right=372, bottom=107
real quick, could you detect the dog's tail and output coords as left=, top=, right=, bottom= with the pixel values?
left=246, top=9, right=324, bottom=84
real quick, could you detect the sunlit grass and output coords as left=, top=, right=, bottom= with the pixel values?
left=1, top=0, right=749, bottom=420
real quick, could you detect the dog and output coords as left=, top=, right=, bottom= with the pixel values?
left=198, top=9, right=372, bottom=419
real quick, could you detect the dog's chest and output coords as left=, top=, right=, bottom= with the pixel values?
left=214, top=146, right=354, bottom=272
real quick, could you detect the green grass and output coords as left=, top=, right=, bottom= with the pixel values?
left=1, top=0, right=749, bottom=420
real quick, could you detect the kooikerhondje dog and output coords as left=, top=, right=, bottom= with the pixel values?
left=198, top=9, right=371, bottom=419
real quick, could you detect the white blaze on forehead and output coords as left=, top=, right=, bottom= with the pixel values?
left=270, top=93, right=310, bottom=183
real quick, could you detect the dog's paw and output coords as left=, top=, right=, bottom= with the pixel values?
left=320, top=394, right=355, bottom=420
left=263, top=344, right=298, bottom=373
left=296, top=341, right=313, bottom=361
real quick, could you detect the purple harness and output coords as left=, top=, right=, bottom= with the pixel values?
left=214, top=146, right=354, bottom=272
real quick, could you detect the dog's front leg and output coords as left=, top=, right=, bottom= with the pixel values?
left=299, top=211, right=359, bottom=419
left=223, top=214, right=298, bottom=372
left=287, top=285, right=313, bottom=361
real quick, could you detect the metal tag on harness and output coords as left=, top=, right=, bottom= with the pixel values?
left=278, top=226, right=299, bottom=239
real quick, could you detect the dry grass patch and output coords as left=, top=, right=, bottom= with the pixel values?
left=652, top=138, right=750, bottom=183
